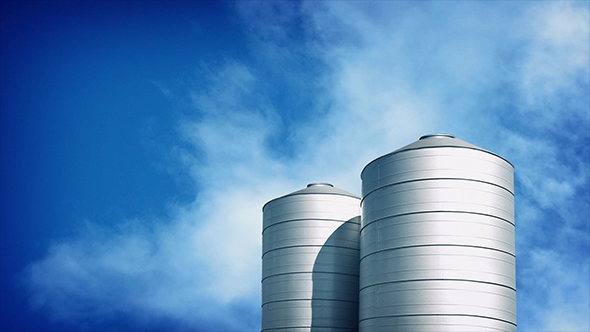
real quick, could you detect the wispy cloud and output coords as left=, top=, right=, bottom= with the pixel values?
left=23, top=2, right=589, bottom=331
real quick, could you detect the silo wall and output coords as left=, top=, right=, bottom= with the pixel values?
left=359, top=134, right=516, bottom=332
left=262, top=183, right=361, bottom=332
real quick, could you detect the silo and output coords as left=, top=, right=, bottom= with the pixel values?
left=262, top=183, right=361, bottom=332
left=359, top=134, right=516, bottom=332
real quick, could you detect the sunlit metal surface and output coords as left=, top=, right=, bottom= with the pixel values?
left=360, top=135, right=516, bottom=332
left=262, top=183, right=361, bottom=332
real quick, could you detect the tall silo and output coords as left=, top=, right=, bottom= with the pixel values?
left=262, top=183, right=361, bottom=332
left=359, top=134, right=516, bottom=332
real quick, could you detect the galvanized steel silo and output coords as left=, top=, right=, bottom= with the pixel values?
left=360, top=134, right=516, bottom=332
left=262, top=183, right=361, bottom=332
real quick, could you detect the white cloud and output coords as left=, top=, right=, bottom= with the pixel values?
left=23, top=2, right=589, bottom=331
left=518, top=248, right=590, bottom=331
left=513, top=2, right=590, bottom=132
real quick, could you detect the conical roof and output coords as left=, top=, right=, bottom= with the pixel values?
left=263, top=183, right=359, bottom=211
left=393, top=134, right=481, bottom=153
left=290, top=183, right=357, bottom=196
left=362, top=134, right=513, bottom=177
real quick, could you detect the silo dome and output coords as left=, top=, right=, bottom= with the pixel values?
left=262, top=183, right=361, bottom=332
left=359, top=134, right=516, bottom=332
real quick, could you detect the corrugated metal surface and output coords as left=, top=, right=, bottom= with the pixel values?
left=359, top=134, right=516, bottom=332
left=262, top=183, right=361, bottom=332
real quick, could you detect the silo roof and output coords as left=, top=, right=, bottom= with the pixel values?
left=393, top=134, right=479, bottom=152
left=262, top=183, right=359, bottom=211
left=361, top=134, right=514, bottom=178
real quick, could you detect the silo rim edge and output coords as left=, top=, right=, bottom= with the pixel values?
left=359, top=177, right=515, bottom=206
left=360, top=145, right=514, bottom=180
left=262, top=192, right=361, bottom=211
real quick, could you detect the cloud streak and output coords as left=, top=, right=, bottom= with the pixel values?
left=23, top=2, right=589, bottom=331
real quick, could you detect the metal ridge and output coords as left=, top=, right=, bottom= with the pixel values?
left=358, top=278, right=517, bottom=293
left=359, top=244, right=516, bottom=263
left=262, top=191, right=360, bottom=211
left=262, top=326, right=357, bottom=332
left=261, top=271, right=359, bottom=283
left=262, top=298, right=359, bottom=307
left=360, top=211, right=516, bottom=233
left=358, top=314, right=517, bottom=327
left=361, top=145, right=515, bottom=179
left=262, top=244, right=360, bottom=258
left=360, top=177, right=514, bottom=206
left=262, top=217, right=360, bottom=234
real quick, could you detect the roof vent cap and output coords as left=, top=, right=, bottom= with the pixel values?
left=419, top=134, right=456, bottom=140
left=307, top=183, right=334, bottom=187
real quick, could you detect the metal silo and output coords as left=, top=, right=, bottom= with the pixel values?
left=262, top=183, right=361, bottom=332
left=359, top=134, right=516, bottom=332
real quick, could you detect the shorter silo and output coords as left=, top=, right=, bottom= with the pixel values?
left=359, top=134, right=516, bottom=332
left=262, top=183, right=361, bottom=332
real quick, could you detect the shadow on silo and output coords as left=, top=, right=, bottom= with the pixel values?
left=311, top=216, right=360, bottom=332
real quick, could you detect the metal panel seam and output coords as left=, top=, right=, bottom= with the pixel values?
left=263, top=218, right=360, bottom=233
left=262, top=271, right=360, bottom=283
left=358, top=278, right=517, bottom=292
left=358, top=314, right=517, bottom=327
left=263, top=245, right=360, bottom=258
left=360, top=178, right=514, bottom=205
left=360, top=146, right=514, bottom=177
left=262, top=298, right=359, bottom=307
left=262, top=327, right=358, bottom=332
left=359, top=244, right=516, bottom=262
left=262, top=192, right=360, bottom=211
left=360, top=211, right=515, bottom=232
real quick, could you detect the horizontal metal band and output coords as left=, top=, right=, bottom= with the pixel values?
left=262, top=271, right=359, bottom=283
left=360, top=145, right=514, bottom=178
left=263, top=192, right=360, bottom=211
left=358, top=314, right=517, bottom=327
left=262, top=298, right=359, bottom=307
left=360, top=243, right=515, bottom=262
left=263, top=218, right=360, bottom=233
left=361, top=210, right=515, bottom=233
left=262, top=326, right=358, bottom=332
left=263, top=244, right=360, bottom=258
left=359, top=278, right=517, bottom=293
left=361, top=177, right=514, bottom=205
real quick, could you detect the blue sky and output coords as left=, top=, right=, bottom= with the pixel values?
left=1, top=1, right=588, bottom=331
